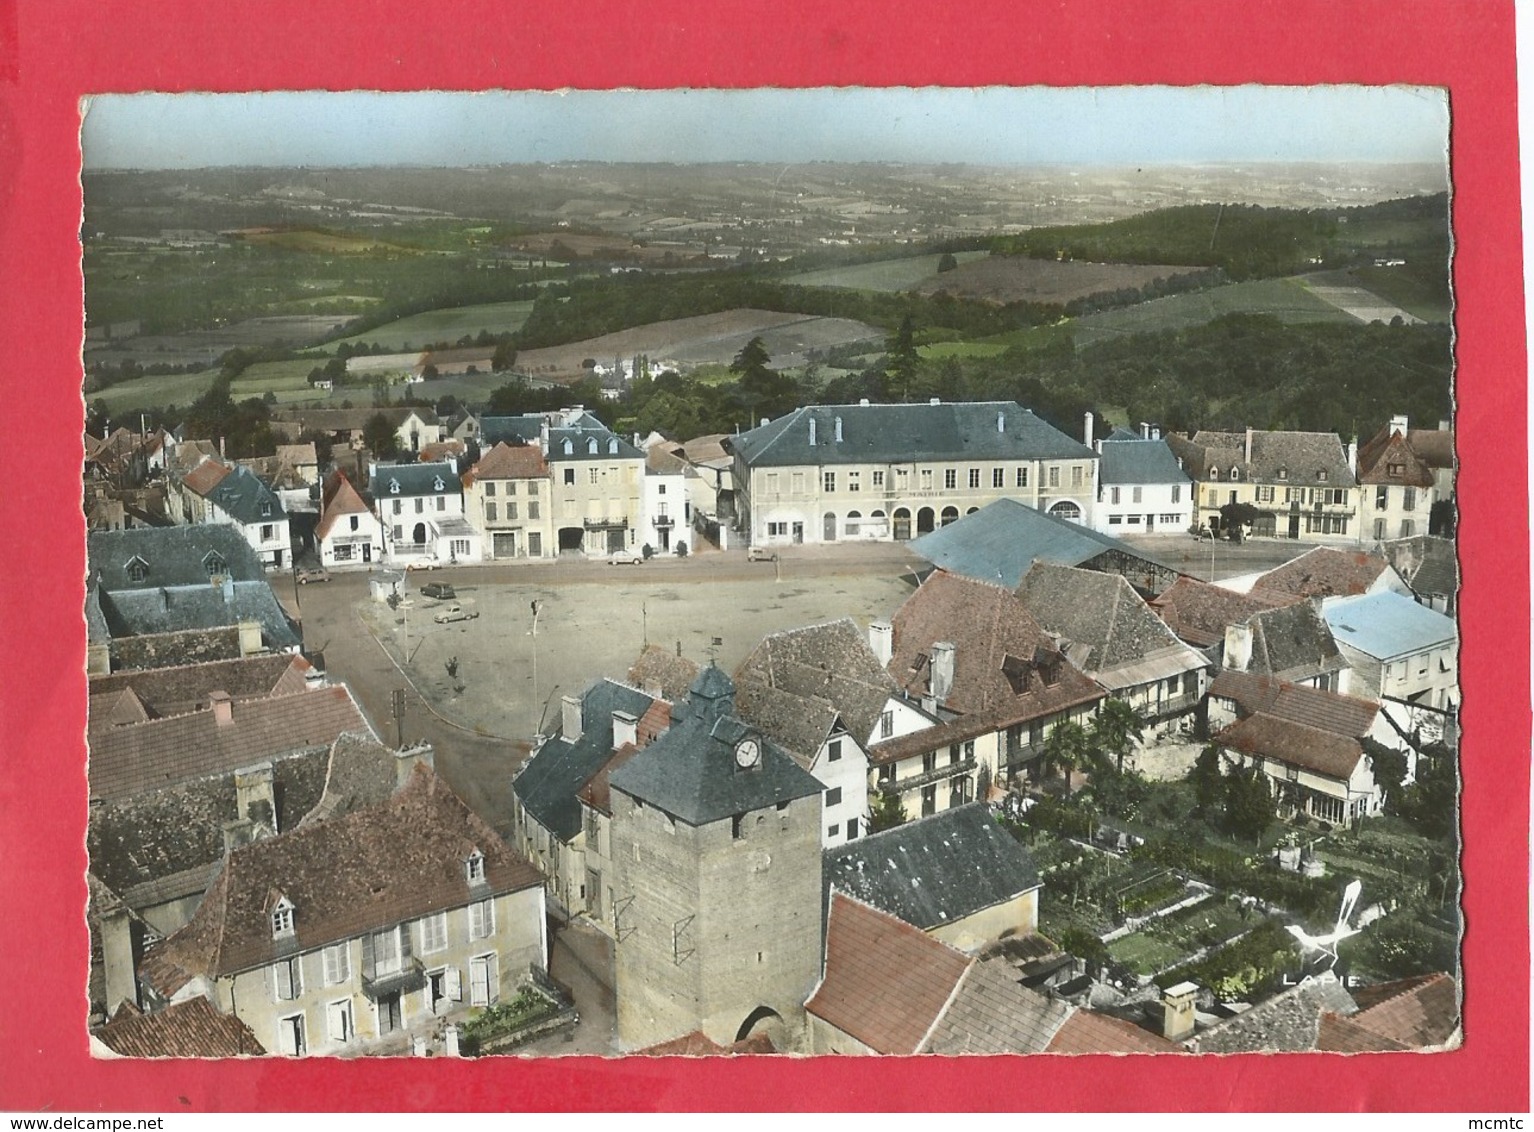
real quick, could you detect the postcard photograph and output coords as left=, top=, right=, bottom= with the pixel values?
left=73, top=85, right=1469, bottom=1065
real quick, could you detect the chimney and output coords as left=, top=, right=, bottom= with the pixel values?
left=760, top=418, right=768, bottom=428
left=612, top=710, right=638, bottom=750
left=97, top=901, right=138, bottom=1019
left=1389, top=414, right=1409, bottom=437
left=834, top=416, right=843, bottom=443
left=562, top=694, right=583, bottom=742
left=859, top=398, right=870, bottom=407
left=930, top=641, right=956, bottom=703
left=220, top=574, right=235, bottom=603
left=1244, top=427, right=1253, bottom=466
left=808, top=417, right=817, bottom=447
left=539, top=419, right=550, bottom=455
left=1347, top=439, right=1358, bottom=477
left=1140, top=421, right=1150, bottom=439
left=395, top=741, right=435, bottom=789
left=1083, top=411, right=1094, bottom=449
left=929, top=397, right=940, bottom=406
left=219, top=436, right=226, bottom=459
left=1224, top=621, right=1253, bottom=673
left=234, top=764, right=276, bottom=832
left=996, top=410, right=1006, bottom=434
left=221, top=818, right=257, bottom=855
left=1163, top=981, right=1199, bottom=1042
left=209, top=690, right=234, bottom=726
left=1438, top=418, right=1450, bottom=432
left=1152, top=426, right=1161, bottom=440
left=868, top=619, right=893, bottom=666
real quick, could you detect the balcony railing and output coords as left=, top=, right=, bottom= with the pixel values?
left=362, top=957, right=426, bottom=1001
left=653, top=514, right=675, bottom=528
left=876, top=756, right=977, bottom=796
left=1142, top=690, right=1202, bottom=721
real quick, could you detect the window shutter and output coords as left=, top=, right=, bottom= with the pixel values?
left=361, top=931, right=376, bottom=979
left=445, top=966, right=462, bottom=1002
left=399, top=923, right=414, bottom=963
left=485, top=953, right=499, bottom=1004
left=275, top=960, right=294, bottom=1001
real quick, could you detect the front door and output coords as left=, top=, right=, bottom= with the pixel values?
left=362, top=543, right=372, bottom=563
left=378, top=992, right=403, bottom=1034
left=1288, top=512, right=1301, bottom=539
left=791, top=522, right=803, bottom=544
left=823, top=513, right=836, bottom=541
left=607, top=528, right=626, bottom=553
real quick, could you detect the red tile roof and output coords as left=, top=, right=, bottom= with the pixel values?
left=636, top=1030, right=776, bottom=1056
left=181, top=459, right=232, bottom=497
left=1215, top=713, right=1365, bottom=781
left=88, top=684, right=372, bottom=802
left=93, top=997, right=266, bottom=1057
left=142, top=764, right=542, bottom=985
left=462, top=441, right=549, bottom=487
left=577, top=742, right=640, bottom=816
left=1044, top=1009, right=1182, bottom=1054
left=316, top=469, right=372, bottom=541
left=1210, top=670, right=1380, bottom=738
left=1253, top=548, right=1393, bottom=600
left=1150, top=577, right=1296, bottom=648
left=1356, top=427, right=1437, bottom=489
left=806, top=893, right=971, bottom=1055
left=1320, top=973, right=1459, bottom=1051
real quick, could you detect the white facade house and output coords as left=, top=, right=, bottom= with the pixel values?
left=371, top=460, right=481, bottom=567
left=1322, top=591, right=1459, bottom=711
left=171, top=459, right=291, bottom=571
left=316, top=470, right=383, bottom=569
left=1091, top=425, right=1195, bottom=536
left=642, top=460, right=689, bottom=554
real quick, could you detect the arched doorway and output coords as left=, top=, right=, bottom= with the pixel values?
left=822, top=512, right=837, bottom=542
left=557, top=527, right=585, bottom=553
left=845, top=510, right=861, bottom=537
left=893, top=507, right=911, bottom=541
left=1049, top=501, right=1082, bottom=523
left=735, top=1005, right=784, bottom=1044
left=940, top=505, right=959, bottom=526
left=411, top=521, right=427, bottom=545
left=916, top=507, right=935, bottom=534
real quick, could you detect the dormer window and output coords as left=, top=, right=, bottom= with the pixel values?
left=1277, top=467, right=1289, bottom=481
left=562, top=439, right=573, bottom=456
left=203, top=552, right=227, bottom=577
left=587, top=437, right=598, bottom=455
left=1208, top=467, right=1220, bottom=481
left=1317, top=470, right=1329, bottom=482
left=261, top=501, right=272, bottom=517
left=389, top=479, right=401, bottom=494
left=433, top=476, right=445, bottom=491
left=607, top=437, right=619, bottom=455
left=465, top=850, right=486, bottom=883
left=1229, top=467, right=1241, bottom=481
left=126, top=556, right=149, bottom=583
left=271, top=897, right=295, bottom=939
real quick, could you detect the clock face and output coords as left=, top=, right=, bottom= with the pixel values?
left=735, top=738, right=761, bottom=768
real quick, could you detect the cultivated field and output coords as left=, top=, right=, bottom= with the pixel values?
left=84, top=314, right=361, bottom=371
left=328, top=299, right=536, bottom=350
left=229, top=227, right=412, bottom=255
left=913, top=256, right=1204, bottom=305
left=88, top=368, right=219, bottom=415
left=513, top=308, right=884, bottom=378
left=1062, top=276, right=1356, bottom=347
left=784, top=251, right=989, bottom=292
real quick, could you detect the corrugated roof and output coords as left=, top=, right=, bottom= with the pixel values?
left=910, top=498, right=1172, bottom=589
left=729, top=401, right=1095, bottom=468
left=1322, top=591, right=1457, bottom=660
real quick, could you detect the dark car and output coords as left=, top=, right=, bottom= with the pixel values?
left=420, top=582, right=457, bottom=601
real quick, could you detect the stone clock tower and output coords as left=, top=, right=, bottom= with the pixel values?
left=608, top=663, right=825, bottom=1052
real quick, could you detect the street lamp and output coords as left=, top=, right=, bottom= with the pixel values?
left=529, top=599, right=544, bottom=732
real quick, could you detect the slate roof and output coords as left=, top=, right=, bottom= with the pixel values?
left=1356, top=425, right=1437, bottom=488
left=371, top=461, right=461, bottom=498
left=461, top=441, right=549, bottom=486
left=513, top=679, right=657, bottom=841
left=1323, top=591, right=1458, bottom=661
left=93, top=997, right=266, bottom=1058
left=1214, top=713, right=1366, bottom=781
left=88, top=683, right=372, bottom=802
left=1014, top=562, right=1208, bottom=685
left=1188, top=973, right=1359, bottom=1053
left=547, top=425, right=644, bottom=462
left=1208, top=670, right=1380, bottom=738
left=921, top=953, right=1075, bottom=1055
left=98, top=582, right=302, bottom=652
left=1253, top=547, right=1395, bottom=600
left=733, top=618, right=898, bottom=746
left=732, top=680, right=836, bottom=769
left=316, top=469, right=372, bottom=541
left=806, top=893, right=973, bottom=1055
left=1097, top=436, right=1193, bottom=487
left=1044, top=1008, right=1182, bottom=1054
left=821, top=803, right=1041, bottom=932
left=627, top=645, right=702, bottom=702
left=910, top=498, right=1173, bottom=590
left=299, top=732, right=410, bottom=826
left=90, top=526, right=269, bottom=589
left=204, top=463, right=286, bottom=525
left=1167, top=429, right=1355, bottom=486
left=1239, top=601, right=1347, bottom=684
left=1319, top=973, right=1459, bottom=1051
left=478, top=415, right=546, bottom=446
left=1373, top=536, right=1458, bottom=601
left=888, top=570, right=1107, bottom=721
left=88, top=654, right=310, bottom=727
left=141, top=764, right=540, bottom=987
left=1150, top=577, right=1296, bottom=649
left=608, top=665, right=823, bottom=827
left=728, top=401, right=1095, bottom=468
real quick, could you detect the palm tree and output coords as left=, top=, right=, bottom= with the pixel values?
left=1042, top=721, right=1092, bottom=791
left=1091, top=698, right=1146, bottom=775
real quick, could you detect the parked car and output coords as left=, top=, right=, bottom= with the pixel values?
left=420, top=582, right=457, bottom=601
left=433, top=604, right=479, bottom=625
left=295, top=566, right=331, bottom=584
left=609, top=549, right=645, bottom=565
left=747, top=546, right=778, bottom=562
left=405, top=556, right=441, bottom=571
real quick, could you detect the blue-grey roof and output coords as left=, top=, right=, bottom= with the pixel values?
left=1322, top=592, right=1457, bottom=660
left=99, top=583, right=302, bottom=651
left=728, top=401, right=1096, bottom=468
left=608, top=664, right=822, bottom=826
left=478, top=416, right=544, bottom=446
left=89, top=526, right=268, bottom=590
left=822, top=803, right=1041, bottom=931
left=909, top=498, right=1173, bottom=589
left=547, top=427, right=643, bottom=462
left=513, top=679, right=656, bottom=841
left=1098, top=437, right=1192, bottom=487
left=372, top=461, right=461, bottom=498
left=205, top=464, right=285, bottom=525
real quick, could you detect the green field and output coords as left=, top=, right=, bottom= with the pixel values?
left=1106, top=931, right=1185, bottom=976
left=1064, top=276, right=1356, bottom=348
left=784, top=251, right=988, bottom=292
left=918, top=340, right=1011, bottom=360
left=88, top=369, right=219, bottom=414
left=1343, top=266, right=1452, bottom=323
left=328, top=299, right=537, bottom=351
left=229, top=359, right=340, bottom=405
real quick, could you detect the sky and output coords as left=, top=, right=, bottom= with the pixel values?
left=80, top=86, right=1449, bottom=170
